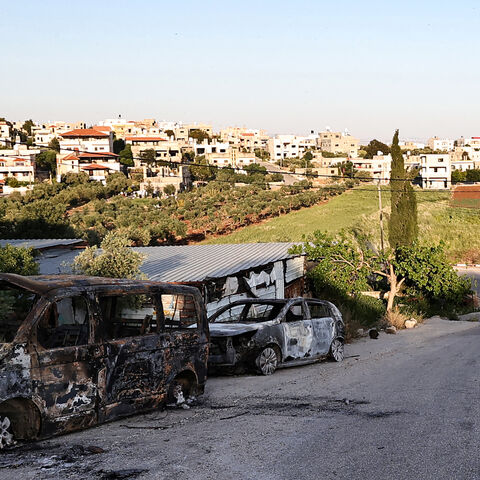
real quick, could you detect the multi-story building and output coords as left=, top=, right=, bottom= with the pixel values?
left=427, top=137, right=454, bottom=152
left=0, top=121, right=11, bottom=146
left=268, top=135, right=311, bottom=161
left=194, top=140, right=229, bottom=156
left=56, top=152, right=121, bottom=182
left=125, top=136, right=182, bottom=166
left=219, top=127, right=270, bottom=152
left=353, top=155, right=392, bottom=184
left=318, top=131, right=359, bottom=158
left=59, top=128, right=114, bottom=154
left=414, top=154, right=451, bottom=189
left=0, top=156, right=35, bottom=183
left=206, top=147, right=256, bottom=170
left=399, top=141, right=426, bottom=151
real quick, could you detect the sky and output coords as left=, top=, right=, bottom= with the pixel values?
left=1, top=0, right=479, bottom=142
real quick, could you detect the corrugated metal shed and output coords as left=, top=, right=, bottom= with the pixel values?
left=132, top=243, right=301, bottom=282
left=0, top=238, right=84, bottom=250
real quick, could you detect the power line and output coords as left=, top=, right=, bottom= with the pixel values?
left=7, top=138, right=480, bottom=191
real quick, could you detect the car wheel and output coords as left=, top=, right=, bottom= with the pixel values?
left=255, top=346, right=279, bottom=375
left=329, top=338, right=344, bottom=362
left=0, top=417, right=15, bottom=450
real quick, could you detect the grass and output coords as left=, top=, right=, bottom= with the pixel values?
left=202, top=186, right=480, bottom=262
left=203, top=187, right=387, bottom=244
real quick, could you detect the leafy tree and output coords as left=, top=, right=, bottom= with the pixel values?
left=254, top=148, right=270, bottom=160
left=466, top=169, right=480, bottom=182
left=165, top=129, right=175, bottom=138
left=303, top=151, right=313, bottom=161
left=189, top=129, right=210, bottom=143
left=451, top=170, right=466, bottom=183
left=0, top=244, right=39, bottom=275
left=62, top=172, right=89, bottom=185
left=36, top=150, right=57, bottom=173
left=119, top=144, right=134, bottom=167
left=354, top=170, right=373, bottom=182
left=72, top=231, right=145, bottom=279
left=363, top=139, right=390, bottom=159
left=388, top=130, right=417, bottom=249
left=337, top=161, right=356, bottom=178
left=190, top=155, right=215, bottom=181
left=48, top=137, right=60, bottom=152
left=5, top=177, right=20, bottom=188
left=139, top=148, right=156, bottom=165
left=113, top=138, right=125, bottom=154
left=22, top=119, right=34, bottom=136
left=395, top=243, right=471, bottom=308
left=163, top=184, right=176, bottom=196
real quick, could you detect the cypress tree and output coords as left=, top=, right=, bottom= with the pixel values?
left=388, top=130, right=418, bottom=248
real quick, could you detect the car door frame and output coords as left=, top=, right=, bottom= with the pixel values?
left=28, top=288, right=102, bottom=436
left=305, top=299, right=336, bottom=357
left=279, top=299, right=314, bottom=361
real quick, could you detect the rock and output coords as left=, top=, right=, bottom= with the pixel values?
left=356, top=328, right=365, bottom=337
left=385, top=326, right=397, bottom=334
left=404, top=319, right=417, bottom=329
left=368, top=328, right=379, bottom=339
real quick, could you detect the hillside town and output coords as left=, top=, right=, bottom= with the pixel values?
left=1, top=116, right=479, bottom=195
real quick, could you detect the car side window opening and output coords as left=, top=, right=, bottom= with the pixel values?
left=244, top=303, right=282, bottom=322
left=162, top=294, right=199, bottom=330
left=99, top=293, right=159, bottom=340
left=307, top=302, right=331, bottom=319
left=0, top=284, right=37, bottom=343
left=285, top=303, right=304, bottom=322
left=37, top=296, right=89, bottom=349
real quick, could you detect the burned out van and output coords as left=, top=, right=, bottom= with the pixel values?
left=0, top=274, right=208, bottom=447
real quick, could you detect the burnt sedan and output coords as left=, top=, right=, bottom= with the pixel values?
left=208, top=298, right=345, bottom=375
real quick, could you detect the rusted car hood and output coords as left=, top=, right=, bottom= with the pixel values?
left=209, top=323, right=264, bottom=337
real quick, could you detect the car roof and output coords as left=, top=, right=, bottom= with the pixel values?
left=0, top=273, right=191, bottom=295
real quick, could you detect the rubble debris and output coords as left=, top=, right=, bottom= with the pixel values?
left=385, top=326, right=397, bottom=334
left=0, top=417, right=16, bottom=449
left=404, top=319, right=417, bottom=329
left=368, top=328, right=379, bottom=339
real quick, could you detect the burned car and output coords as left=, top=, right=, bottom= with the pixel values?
left=208, top=298, right=344, bottom=375
left=0, top=274, right=208, bottom=448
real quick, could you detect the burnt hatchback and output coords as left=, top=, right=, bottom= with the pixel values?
left=208, top=298, right=344, bottom=375
left=0, top=274, right=208, bottom=448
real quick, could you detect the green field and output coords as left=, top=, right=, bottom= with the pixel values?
left=203, top=187, right=480, bottom=262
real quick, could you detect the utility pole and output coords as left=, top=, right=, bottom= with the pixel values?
left=377, top=178, right=385, bottom=253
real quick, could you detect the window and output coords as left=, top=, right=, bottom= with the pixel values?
left=162, top=294, right=198, bottom=329
left=307, top=302, right=330, bottom=319
left=0, top=285, right=37, bottom=343
left=285, top=303, right=304, bottom=322
left=99, top=293, right=159, bottom=339
left=244, top=303, right=282, bottom=322
left=38, top=296, right=89, bottom=349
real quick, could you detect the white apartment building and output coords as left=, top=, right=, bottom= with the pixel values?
left=353, top=155, right=392, bottom=185
left=59, top=128, right=114, bottom=154
left=418, top=154, right=451, bottom=189
left=0, top=156, right=35, bottom=183
left=56, top=152, right=121, bottom=183
left=427, top=137, right=454, bottom=152
left=219, top=127, right=270, bottom=152
left=34, top=129, right=57, bottom=147
left=268, top=135, right=311, bottom=161
left=0, top=122, right=11, bottom=146
left=194, top=141, right=229, bottom=156
left=456, top=137, right=480, bottom=148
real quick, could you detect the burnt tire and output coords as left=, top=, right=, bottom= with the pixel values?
left=329, top=338, right=344, bottom=362
left=255, top=346, right=280, bottom=376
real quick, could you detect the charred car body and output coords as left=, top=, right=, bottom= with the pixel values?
left=208, top=298, right=344, bottom=375
left=0, top=274, right=208, bottom=447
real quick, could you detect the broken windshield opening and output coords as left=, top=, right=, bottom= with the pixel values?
left=0, top=284, right=37, bottom=343
left=213, top=303, right=283, bottom=323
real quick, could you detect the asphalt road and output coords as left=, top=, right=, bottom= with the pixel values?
left=2, top=317, right=479, bottom=480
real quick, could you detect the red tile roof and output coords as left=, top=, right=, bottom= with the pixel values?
left=63, top=153, right=79, bottom=160
left=92, top=125, right=112, bottom=133
left=81, top=163, right=110, bottom=171
left=241, top=132, right=255, bottom=136
left=60, top=128, right=109, bottom=138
